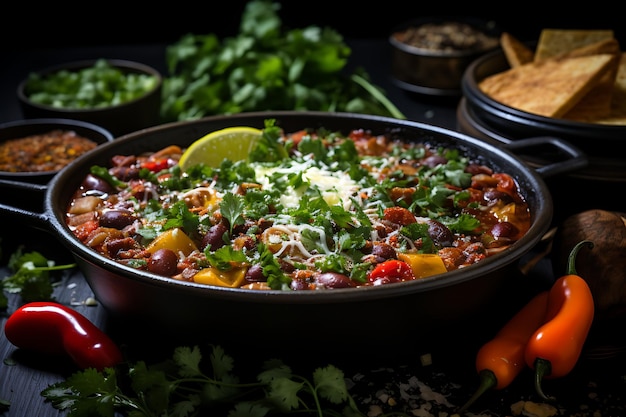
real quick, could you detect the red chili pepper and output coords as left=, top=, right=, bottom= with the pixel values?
left=458, top=290, right=549, bottom=413
left=368, top=259, right=415, bottom=285
left=524, top=240, right=595, bottom=400
left=141, top=159, right=170, bottom=172
left=4, top=301, right=123, bottom=371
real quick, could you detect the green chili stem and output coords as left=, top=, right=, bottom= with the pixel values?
left=567, top=240, right=594, bottom=275
left=457, top=369, right=497, bottom=414
left=533, top=358, right=556, bottom=401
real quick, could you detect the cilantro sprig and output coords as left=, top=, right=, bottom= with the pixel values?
left=41, top=344, right=366, bottom=417
left=0, top=245, right=76, bottom=309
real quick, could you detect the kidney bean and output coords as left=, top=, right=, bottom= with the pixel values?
left=490, top=221, right=519, bottom=239
left=99, top=209, right=137, bottom=229
left=484, top=188, right=513, bottom=205
left=290, top=279, right=311, bottom=291
left=148, top=248, right=179, bottom=276
left=202, top=222, right=229, bottom=250
left=315, top=272, right=356, bottom=289
left=371, top=242, right=397, bottom=261
left=422, top=154, right=448, bottom=168
left=110, top=166, right=140, bottom=181
left=104, top=237, right=140, bottom=257
left=427, top=219, right=454, bottom=247
left=81, top=173, right=115, bottom=194
left=244, top=264, right=265, bottom=283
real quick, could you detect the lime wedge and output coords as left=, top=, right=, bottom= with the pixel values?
left=178, top=126, right=262, bottom=170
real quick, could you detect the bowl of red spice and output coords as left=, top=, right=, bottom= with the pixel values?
left=0, top=118, right=114, bottom=183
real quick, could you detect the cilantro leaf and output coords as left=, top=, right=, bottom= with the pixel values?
left=220, top=192, right=246, bottom=236
left=40, top=344, right=364, bottom=417
left=314, top=365, right=349, bottom=404
left=1, top=246, right=76, bottom=307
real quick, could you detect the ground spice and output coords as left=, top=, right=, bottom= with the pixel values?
left=393, top=22, right=499, bottom=52
left=0, top=129, right=97, bottom=172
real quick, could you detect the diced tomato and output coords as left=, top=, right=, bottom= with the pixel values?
left=493, top=173, right=517, bottom=195
left=73, top=220, right=99, bottom=241
left=383, top=206, right=417, bottom=225
left=141, top=159, right=170, bottom=172
left=368, top=260, right=416, bottom=285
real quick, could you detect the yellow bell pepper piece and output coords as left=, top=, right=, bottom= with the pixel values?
left=192, top=266, right=247, bottom=288
left=145, top=228, right=198, bottom=256
left=397, top=253, right=447, bottom=279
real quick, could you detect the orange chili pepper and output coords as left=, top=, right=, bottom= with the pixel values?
left=524, top=240, right=595, bottom=400
left=457, top=290, right=549, bottom=413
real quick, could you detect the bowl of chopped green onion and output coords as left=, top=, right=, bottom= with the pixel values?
left=18, top=59, right=162, bottom=137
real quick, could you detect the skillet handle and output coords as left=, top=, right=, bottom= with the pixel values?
left=502, top=136, right=588, bottom=178
left=0, top=179, right=50, bottom=230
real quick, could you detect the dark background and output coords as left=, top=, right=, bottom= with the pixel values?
left=3, top=1, right=624, bottom=50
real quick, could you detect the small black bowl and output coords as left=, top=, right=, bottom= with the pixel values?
left=390, top=16, right=500, bottom=96
left=17, top=59, right=163, bottom=137
left=0, top=118, right=114, bottom=183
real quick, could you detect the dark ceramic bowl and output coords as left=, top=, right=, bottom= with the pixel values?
left=390, top=16, right=500, bottom=96
left=0, top=118, right=114, bottom=183
left=17, top=59, right=163, bottom=137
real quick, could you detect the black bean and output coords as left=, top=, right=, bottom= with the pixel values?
left=147, top=249, right=178, bottom=276
left=99, top=209, right=137, bottom=229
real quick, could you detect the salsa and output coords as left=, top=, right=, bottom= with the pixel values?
left=0, top=130, right=97, bottom=172
left=65, top=121, right=531, bottom=290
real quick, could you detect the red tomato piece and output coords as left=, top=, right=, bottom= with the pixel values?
left=368, top=259, right=416, bottom=285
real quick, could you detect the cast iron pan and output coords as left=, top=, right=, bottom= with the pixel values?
left=0, top=111, right=587, bottom=359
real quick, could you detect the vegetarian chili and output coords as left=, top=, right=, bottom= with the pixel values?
left=0, top=130, right=97, bottom=172
left=64, top=120, right=532, bottom=291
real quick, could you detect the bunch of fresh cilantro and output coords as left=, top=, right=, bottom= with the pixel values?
left=160, top=0, right=404, bottom=122
left=42, top=344, right=371, bottom=417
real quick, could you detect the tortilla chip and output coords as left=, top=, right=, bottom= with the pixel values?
left=585, top=52, right=626, bottom=125
left=534, top=29, right=614, bottom=62
left=479, top=54, right=615, bottom=118
left=561, top=39, right=621, bottom=120
left=500, top=32, right=534, bottom=67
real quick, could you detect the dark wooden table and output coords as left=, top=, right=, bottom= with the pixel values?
left=1, top=39, right=625, bottom=417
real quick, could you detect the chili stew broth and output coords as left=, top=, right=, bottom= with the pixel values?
left=64, top=124, right=531, bottom=291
